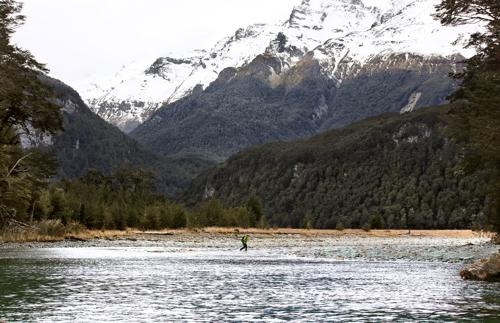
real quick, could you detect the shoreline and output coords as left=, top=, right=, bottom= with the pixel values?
left=1, top=228, right=497, bottom=264
left=0, top=228, right=495, bottom=244
left=175, top=228, right=495, bottom=238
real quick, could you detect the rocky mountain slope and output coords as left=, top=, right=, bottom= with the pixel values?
left=41, top=77, right=211, bottom=195
left=183, top=106, right=490, bottom=229
left=75, top=0, right=480, bottom=133
left=131, top=52, right=460, bottom=162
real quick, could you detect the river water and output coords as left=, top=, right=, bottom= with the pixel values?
left=0, top=238, right=499, bottom=322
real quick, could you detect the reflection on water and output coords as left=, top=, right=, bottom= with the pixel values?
left=0, top=248, right=499, bottom=322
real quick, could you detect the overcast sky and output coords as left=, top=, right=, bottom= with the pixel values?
left=13, top=0, right=297, bottom=84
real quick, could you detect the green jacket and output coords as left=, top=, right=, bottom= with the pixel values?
left=241, top=235, right=249, bottom=244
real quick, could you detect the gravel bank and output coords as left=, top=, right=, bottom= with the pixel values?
left=1, top=233, right=497, bottom=264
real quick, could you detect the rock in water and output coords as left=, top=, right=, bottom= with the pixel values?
left=460, top=252, right=500, bottom=282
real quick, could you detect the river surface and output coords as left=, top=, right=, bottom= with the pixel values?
left=0, top=237, right=499, bottom=322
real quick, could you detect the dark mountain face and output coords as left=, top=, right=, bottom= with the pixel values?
left=321, top=54, right=461, bottom=130
left=43, top=77, right=211, bottom=196
left=131, top=53, right=461, bottom=163
left=131, top=54, right=337, bottom=162
left=183, top=106, right=490, bottom=230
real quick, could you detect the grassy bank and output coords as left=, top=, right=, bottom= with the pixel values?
left=1, top=224, right=495, bottom=243
left=142, top=228, right=495, bottom=239
left=0, top=228, right=134, bottom=243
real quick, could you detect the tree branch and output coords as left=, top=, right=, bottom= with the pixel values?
left=6, top=152, right=32, bottom=178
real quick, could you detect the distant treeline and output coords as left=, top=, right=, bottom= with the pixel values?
left=28, top=168, right=266, bottom=230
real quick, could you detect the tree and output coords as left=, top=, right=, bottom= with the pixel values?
left=0, top=1, right=62, bottom=138
left=114, top=166, right=154, bottom=194
left=246, top=194, right=264, bottom=227
left=0, top=0, right=62, bottom=227
left=0, top=146, right=57, bottom=225
left=370, top=215, right=385, bottom=230
left=302, top=212, right=314, bottom=229
left=435, top=0, right=500, bottom=232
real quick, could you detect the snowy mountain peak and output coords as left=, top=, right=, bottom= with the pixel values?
left=74, top=0, right=482, bottom=132
left=286, top=0, right=379, bottom=32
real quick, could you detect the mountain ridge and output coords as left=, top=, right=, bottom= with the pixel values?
left=74, top=0, right=480, bottom=132
left=130, top=51, right=461, bottom=162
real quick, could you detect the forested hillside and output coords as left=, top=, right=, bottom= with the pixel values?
left=44, top=77, right=211, bottom=196
left=184, top=106, right=492, bottom=230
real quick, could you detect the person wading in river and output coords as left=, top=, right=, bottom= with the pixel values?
left=240, top=235, right=249, bottom=251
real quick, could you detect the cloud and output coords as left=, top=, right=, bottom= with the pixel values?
left=13, top=0, right=297, bottom=84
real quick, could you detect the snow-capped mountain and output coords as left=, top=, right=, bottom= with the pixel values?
left=74, top=0, right=480, bottom=132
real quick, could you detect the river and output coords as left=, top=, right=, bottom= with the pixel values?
left=0, top=235, right=499, bottom=322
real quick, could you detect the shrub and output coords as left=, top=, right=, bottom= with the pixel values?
left=142, top=206, right=160, bottom=230
left=302, top=213, right=314, bottom=229
left=361, top=222, right=371, bottom=232
left=257, top=216, right=269, bottom=229
left=37, top=220, right=66, bottom=237
left=112, top=209, right=127, bottom=230
left=370, top=215, right=385, bottom=229
left=65, top=221, right=86, bottom=234
left=336, top=221, right=345, bottom=231
left=188, top=199, right=224, bottom=228
left=223, top=207, right=251, bottom=228
left=159, top=204, right=187, bottom=229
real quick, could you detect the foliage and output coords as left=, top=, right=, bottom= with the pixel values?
left=246, top=193, right=264, bottom=227
left=0, top=1, right=62, bottom=135
left=435, top=0, right=500, bottom=232
left=187, top=198, right=256, bottom=228
left=36, top=219, right=65, bottom=237
left=185, top=107, right=492, bottom=230
left=0, top=0, right=62, bottom=228
left=23, top=168, right=259, bottom=231
left=335, top=221, right=345, bottom=231
left=370, top=215, right=385, bottom=230
left=28, top=167, right=177, bottom=230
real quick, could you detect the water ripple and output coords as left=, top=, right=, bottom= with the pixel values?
left=0, top=247, right=499, bottom=322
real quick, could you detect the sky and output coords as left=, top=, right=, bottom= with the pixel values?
left=13, top=0, right=297, bottom=84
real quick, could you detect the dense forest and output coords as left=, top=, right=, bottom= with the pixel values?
left=28, top=168, right=264, bottom=231
left=184, top=107, right=492, bottom=230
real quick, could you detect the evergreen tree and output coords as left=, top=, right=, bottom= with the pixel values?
left=0, top=1, right=61, bottom=136
left=246, top=194, right=264, bottom=227
left=0, top=0, right=62, bottom=227
left=435, top=0, right=500, bottom=232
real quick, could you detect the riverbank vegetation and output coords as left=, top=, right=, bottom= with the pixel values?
left=0, top=222, right=133, bottom=243
left=0, top=225, right=494, bottom=243
left=20, top=167, right=266, bottom=231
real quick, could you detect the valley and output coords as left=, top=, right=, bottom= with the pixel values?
left=1, top=0, right=499, bottom=321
